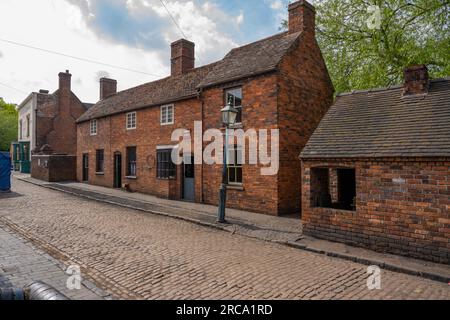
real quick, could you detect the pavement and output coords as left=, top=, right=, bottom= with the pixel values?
left=0, top=175, right=447, bottom=300
left=0, top=223, right=108, bottom=300
left=15, top=173, right=450, bottom=284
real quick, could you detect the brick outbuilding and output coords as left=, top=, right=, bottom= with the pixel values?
left=300, top=65, right=450, bottom=263
left=76, top=0, right=334, bottom=216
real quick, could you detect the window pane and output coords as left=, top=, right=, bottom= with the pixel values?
left=236, top=147, right=243, bottom=165
left=157, top=149, right=175, bottom=179
left=228, top=167, right=236, bottom=183
left=236, top=167, right=243, bottom=183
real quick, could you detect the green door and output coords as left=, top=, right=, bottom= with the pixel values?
left=19, top=142, right=31, bottom=174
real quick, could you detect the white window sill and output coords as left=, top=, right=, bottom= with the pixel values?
left=230, top=122, right=243, bottom=129
left=125, top=176, right=137, bottom=180
left=95, top=172, right=104, bottom=176
left=227, top=184, right=244, bottom=191
left=161, top=122, right=174, bottom=126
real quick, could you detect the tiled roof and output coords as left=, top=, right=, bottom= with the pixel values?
left=198, top=31, right=301, bottom=89
left=77, top=31, right=301, bottom=123
left=77, top=63, right=217, bottom=123
left=82, top=103, right=94, bottom=110
left=300, top=78, right=450, bottom=158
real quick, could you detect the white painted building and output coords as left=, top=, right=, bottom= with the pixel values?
left=17, top=92, right=38, bottom=157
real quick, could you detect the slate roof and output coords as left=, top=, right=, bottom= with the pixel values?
left=77, top=63, right=217, bottom=123
left=198, top=31, right=301, bottom=89
left=300, top=78, right=450, bottom=159
left=77, top=31, right=302, bottom=123
left=82, top=103, right=94, bottom=110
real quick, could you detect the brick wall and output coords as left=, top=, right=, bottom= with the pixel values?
left=31, top=155, right=77, bottom=182
left=301, top=158, right=450, bottom=263
left=277, top=31, right=334, bottom=215
left=35, top=92, right=86, bottom=156
left=201, top=75, right=280, bottom=215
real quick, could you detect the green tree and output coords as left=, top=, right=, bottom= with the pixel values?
left=282, top=0, right=450, bottom=94
left=0, top=98, right=18, bottom=151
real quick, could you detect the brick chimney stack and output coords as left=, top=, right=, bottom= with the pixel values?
left=171, top=39, right=195, bottom=77
left=403, top=65, right=429, bottom=95
left=58, top=70, right=72, bottom=117
left=100, top=77, right=117, bottom=100
left=288, top=0, right=316, bottom=35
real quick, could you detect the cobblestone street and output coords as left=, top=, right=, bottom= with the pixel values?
left=0, top=223, right=105, bottom=300
left=0, top=179, right=449, bottom=300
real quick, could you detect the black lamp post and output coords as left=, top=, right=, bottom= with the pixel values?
left=217, top=100, right=238, bottom=223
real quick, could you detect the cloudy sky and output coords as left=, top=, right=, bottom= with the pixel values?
left=0, top=0, right=292, bottom=104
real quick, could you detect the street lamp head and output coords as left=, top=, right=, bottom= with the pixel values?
left=221, top=100, right=238, bottom=126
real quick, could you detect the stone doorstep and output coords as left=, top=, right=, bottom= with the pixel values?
left=16, top=176, right=450, bottom=285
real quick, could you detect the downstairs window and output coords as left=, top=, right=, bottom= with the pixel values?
left=310, top=167, right=356, bottom=211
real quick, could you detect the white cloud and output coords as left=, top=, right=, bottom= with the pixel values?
left=270, top=0, right=283, bottom=10
left=0, top=0, right=254, bottom=105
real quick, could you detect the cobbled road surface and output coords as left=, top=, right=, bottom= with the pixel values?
left=0, top=179, right=448, bottom=300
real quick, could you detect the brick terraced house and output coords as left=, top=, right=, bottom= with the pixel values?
left=14, top=71, right=93, bottom=175
left=76, top=0, right=334, bottom=216
left=300, top=65, right=450, bottom=263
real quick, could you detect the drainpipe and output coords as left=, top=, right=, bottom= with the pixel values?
left=198, top=87, right=204, bottom=203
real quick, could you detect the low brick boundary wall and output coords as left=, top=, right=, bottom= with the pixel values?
left=31, top=155, right=77, bottom=182
left=301, top=158, right=450, bottom=264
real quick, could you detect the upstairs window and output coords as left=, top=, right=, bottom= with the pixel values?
left=227, top=144, right=243, bottom=184
left=126, top=147, right=137, bottom=177
left=126, top=112, right=137, bottom=130
left=19, top=120, right=23, bottom=140
left=157, top=149, right=176, bottom=179
left=161, top=105, right=174, bottom=125
left=90, top=119, right=97, bottom=135
left=96, top=149, right=104, bottom=173
left=225, top=87, right=243, bottom=124
left=26, top=115, right=30, bottom=138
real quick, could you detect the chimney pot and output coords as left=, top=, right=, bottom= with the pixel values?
left=100, top=77, right=117, bottom=100
left=288, top=0, right=316, bottom=35
left=171, top=39, right=195, bottom=77
left=403, top=65, right=429, bottom=95
left=39, top=89, right=49, bottom=94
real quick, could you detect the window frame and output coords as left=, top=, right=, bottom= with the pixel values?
left=19, top=119, right=23, bottom=140
left=225, top=87, right=243, bottom=125
left=26, top=114, right=30, bottom=138
left=156, top=148, right=176, bottom=180
left=126, top=146, right=137, bottom=177
left=160, top=104, right=174, bottom=126
left=126, top=112, right=137, bottom=130
left=227, top=144, right=243, bottom=185
left=90, top=119, right=98, bottom=136
left=95, top=149, right=104, bottom=174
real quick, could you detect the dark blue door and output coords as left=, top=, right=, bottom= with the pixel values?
left=0, top=152, right=11, bottom=192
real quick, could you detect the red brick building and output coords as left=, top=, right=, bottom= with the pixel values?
left=300, top=65, right=450, bottom=263
left=76, top=0, right=334, bottom=216
left=15, top=70, right=92, bottom=175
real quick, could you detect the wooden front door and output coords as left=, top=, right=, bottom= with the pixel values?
left=82, top=154, right=89, bottom=182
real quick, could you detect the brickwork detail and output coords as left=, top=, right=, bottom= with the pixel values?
left=302, top=159, right=450, bottom=263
